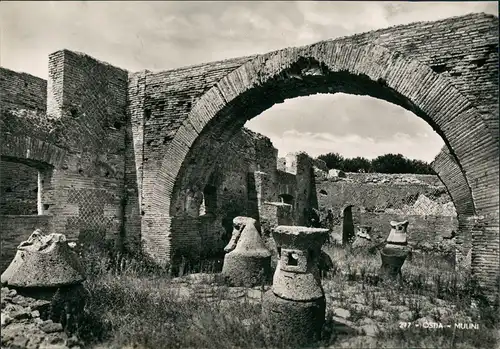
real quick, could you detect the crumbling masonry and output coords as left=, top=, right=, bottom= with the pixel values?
left=0, top=13, right=498, bottom=299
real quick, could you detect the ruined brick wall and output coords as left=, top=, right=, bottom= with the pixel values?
left=0, top=67, right=46, bottom=112
left=137, top=14, right=498, bottom=293
left=1, top=53, right=130, bottom=251
left=0, top=160, right=38, bottom=215
left=0, top=68, right=51, bottom=218
left=316, top=172, right=459, bottom=249
left=355, top=212, right=458, bottom=251
left=169, top=127, right=282, bottom=262
left=211, top=128, right=276, bottom=226
left=0, top=215, right=50, bottom=272
left=316, top=174, right=452, bottom=218
left=44, top=50, right=128, bottom=244
left=0, top=68, right=56, bottom=268
left=123, top=71, right=148, bottom=251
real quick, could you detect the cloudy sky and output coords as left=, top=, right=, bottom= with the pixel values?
left=1, top=1, right=497, bottom=162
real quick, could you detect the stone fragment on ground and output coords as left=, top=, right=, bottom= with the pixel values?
left=398, top=310, right=414, bottom=322
left=330, top=316, right=359, bottom=335
left=372, top=309, right=390, bottom=320
left=333, top=307, right=351, bottom=319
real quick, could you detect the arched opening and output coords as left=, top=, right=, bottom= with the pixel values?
left=167, top=55, right=486, bottom=218
left=0, top=156, right=53, bottom=216
left=147, top=42, right=498, bottom=295
left=0, top=156, right=54, bottom=272
left=201, top=184, right=217, bottom=217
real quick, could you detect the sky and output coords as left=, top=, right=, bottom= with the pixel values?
left=1, top=1, right=498, bottom=162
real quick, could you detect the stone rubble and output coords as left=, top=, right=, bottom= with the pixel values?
left=1, top=287, right=82, bottom=349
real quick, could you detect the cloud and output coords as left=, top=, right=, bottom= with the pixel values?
left=1, top=1, right=497, bottom=79
left=268, top=129, right=443, bottom=163
left=244, top=93, right=444, bottom=156
left=1, top=1, right=492, bottom=162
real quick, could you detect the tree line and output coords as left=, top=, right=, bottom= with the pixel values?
left=316, top=152, right=436, bottom=175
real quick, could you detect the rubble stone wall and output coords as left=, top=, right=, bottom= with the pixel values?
left=316, top=175, right=453, bottom=217
left=316, top=171, right=461, bottom=252
left=351, top=212, right=458, bottom=246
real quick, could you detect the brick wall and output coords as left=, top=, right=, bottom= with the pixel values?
left=431, top=145, right=476, bottom=262
left=122, top=71, right=148, bottom=251
left=347, top=212, right=458, bottom=248
left=316, top=176, right=451, bottom=218
left=0, top=215, right=51, bottom=273
left=45, top=50, right=129, bottom=244
left=0, top=67, right=46, bottom=112
left=0, top=160, right=38, bottom=215
left=160, top=128, right=317, bottom=263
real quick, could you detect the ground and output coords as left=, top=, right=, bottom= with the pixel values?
left=11, top=241, right=489, bottom=349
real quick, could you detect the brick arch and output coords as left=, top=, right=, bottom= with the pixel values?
left=432, top=145, right=476, bottom=217
left=147, top=42, right=498, bottom=296
left=1, top=134, right=66, bottom=169
left=161, top=43, right=497, bottom=217
left=431, top=145, right=476, bottom=265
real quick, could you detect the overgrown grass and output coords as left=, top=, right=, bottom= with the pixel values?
left=73, top=240, right=499, bottom=349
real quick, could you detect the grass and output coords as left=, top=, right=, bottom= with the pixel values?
left=71, top=240, right=499, bottom=349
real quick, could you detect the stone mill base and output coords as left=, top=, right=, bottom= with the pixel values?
left=261, top=289, right=326, bottom=347
left=222, top=254, right=271, bottom=287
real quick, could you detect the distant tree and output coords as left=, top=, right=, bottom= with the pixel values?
left=315, top=152, right=435, bottom=175
left=408, top=159, right=436, bottom=175
left=317, top=152, right=344, bottom=170
left=342, top=157, right=373, bottom=173
left=371, top=153, right=410, bottom=174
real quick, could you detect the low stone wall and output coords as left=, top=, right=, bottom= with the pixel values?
left=329, top=213, right=459, bottom=254
left=0, top=215, right=50, bottom=273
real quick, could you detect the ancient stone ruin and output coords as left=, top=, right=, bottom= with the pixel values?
left=1, top=229, right=87, bottom=347
left=221, top=216, right=272, bottom=287
left=1, top=230, right=87, bottom=328
left=0, top=12, right=498, bottom=303
left=379, top=221, right=410, bottom=283
left=262, top=226, right=330, bottom=346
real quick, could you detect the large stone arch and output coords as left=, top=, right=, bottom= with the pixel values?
left=140, top=16, right=498, bottom=299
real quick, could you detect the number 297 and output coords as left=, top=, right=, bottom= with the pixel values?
left=399, top=322, right=412, bottom=329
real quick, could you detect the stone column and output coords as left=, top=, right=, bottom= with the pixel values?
left=262, top=226, right=329, bottom=347
left=221, top=217, right=272, bottom=287
left=379, top=220, right=410, bottom=283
